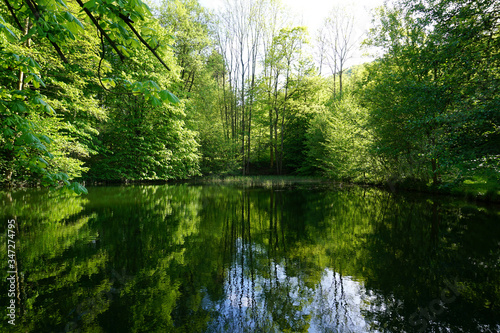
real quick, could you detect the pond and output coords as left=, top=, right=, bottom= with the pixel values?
left=1, top=183, right=499, bottom=332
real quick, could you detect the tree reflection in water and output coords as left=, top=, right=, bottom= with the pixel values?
left=1, top=185, right=499, bottom=332
left=203, top=188, right=380, bottom=333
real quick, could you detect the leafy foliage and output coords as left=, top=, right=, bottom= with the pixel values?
left=0, top=0, right=199, bottom=190
left=305, top=81, right=372, bottom=181
left=1, top=0, right=498, bottom=194
left=359, top=0, right=500, bottom=187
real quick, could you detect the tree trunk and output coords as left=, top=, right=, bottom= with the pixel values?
left=269, top=107, right=274, bottom=168
left=431, top=158, right=439, bottom=185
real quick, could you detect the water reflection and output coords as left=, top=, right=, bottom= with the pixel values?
left=0, top=185, right=499, bottom=332
left=207, top=246, right=378, bottom=333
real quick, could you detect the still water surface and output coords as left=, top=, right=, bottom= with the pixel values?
left=1, top=184, right=499, bottom=332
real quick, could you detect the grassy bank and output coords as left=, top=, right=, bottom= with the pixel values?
left=371, top=176, right=500, bottom=203
left=445, top=177, right=500, bottom=202
left=192, top=175, right=329, bottom=188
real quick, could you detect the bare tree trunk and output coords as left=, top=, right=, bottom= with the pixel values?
left=18, top=19, right=31, bottom=90
left=274, top=107, right=279, bottom=175
left=269, top=107, right=274, bottom=168
left=339, top=68, right=342, bottom=96
left=221, top=69, right=230, bottom=140
left=319, top=5, right=355, bottom=97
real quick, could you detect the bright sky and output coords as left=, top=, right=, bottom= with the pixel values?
left=198, top=0, right=386, bottom=66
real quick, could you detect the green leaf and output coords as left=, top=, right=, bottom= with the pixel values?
left=83, top=0, right=96, bottom=9
left=73, top=17, right=85, bottom=30
left=148, top=80, right=161, bottom=91
left=127, top=37, right=141, bottom=48
left=64, top=12, right=84, bottom=34
left=20, top=132, right=38, bottom=145
left=39, top=135, right=52, bottom=144
left=102, top=78, right=116, bottom=88
left=114, top=22, right=129, bottom=37
left=66, top=30, right=76, bottom=40
left=64, top=11, right=74, bottom=22
left=55, top=0, right=68, bottom=8
left=11, top=101, right=28, bottom=113
left=0, top=22, right=19, bottom=42
left=131, top=81, right=143, bottom=93
left=159, top=90, right=180, bottom=104
left=28, top=74, right=46, bottom=89
left=150, top=96, right=162, bottom=107
left=28, top=58, right=41, bottom=70
left=33, top=97, right=55, bottom=114
left=117, top=45, right=130, bottom=57
left=54, top=172, right=69, bottom=181
left=3, top=128, right=14, bottom=137
left=37, top=157, right=49, bottom=166
left=69, top=181, right=88, bottom=194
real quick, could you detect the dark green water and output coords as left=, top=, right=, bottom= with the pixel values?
left=1, top=184, right=499, bottom=332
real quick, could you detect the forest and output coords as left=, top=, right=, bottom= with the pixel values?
left=0, top=0, right=499, bottom=196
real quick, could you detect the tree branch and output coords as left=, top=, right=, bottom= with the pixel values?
left=73, top=0, right=125, bottom=62
left=24, top=0, right=68, bottom=63
left=116, top=12, right=171, bottom=71
left=3, top=0, right=23, bottom=31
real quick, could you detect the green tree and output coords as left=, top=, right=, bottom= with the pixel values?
left=156, top=0, right=211, bottom=94
left=303, top=68, right=372, bottom=180
left=1, top=0, right=181, bottom=190
left=258, top=26, right=315, bottom=174
left=361, top=0, right=500, bottom=187
left=156, top=0, right=239, bottom=175
left=409, top=0, right=500, bottom=183
left=87, top=29, right=200, bottom=181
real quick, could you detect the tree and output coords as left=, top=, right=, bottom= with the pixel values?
left=156, top=0, right=211, bottom=94
left=0, top=0, right=179, bottom=191
left=258, top=0, right=289, bottom=170
left=84, top=3, right=200, bottom=181
left=411, top=0, right=500, bottom=183
left=361, top=0, right=500, bottom=186
left=213, top=0, right=268, bottom=175
left=317, top=5, right=356, bottom=97
left=303, top=67, right=372, bottom=180
left=258, top=26, right=314, bottom=174
left=156, top=0, right=242, bottom=175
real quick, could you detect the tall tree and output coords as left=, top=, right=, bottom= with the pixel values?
left=304, top=69, right=372, bottom=180
left=317, top=5, right=356, bottom=97
left=259, top=26, right=313, bottom=174
left=259, top=0, right=289, bottom=170
left=214, top=0, right=267, bottom=175
left=156, top=0, right=211, bottom=94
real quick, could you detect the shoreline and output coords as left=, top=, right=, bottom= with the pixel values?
left=2, top=175, right=499, bottom=204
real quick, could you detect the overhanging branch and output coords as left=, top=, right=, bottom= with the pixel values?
left=74, top=0, right=125, bottom=61
left=3, top=0, right=23, bottom=31
left=24, top=0, right=68, bottom=63
left=116, top=12, right=171, bottom=71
